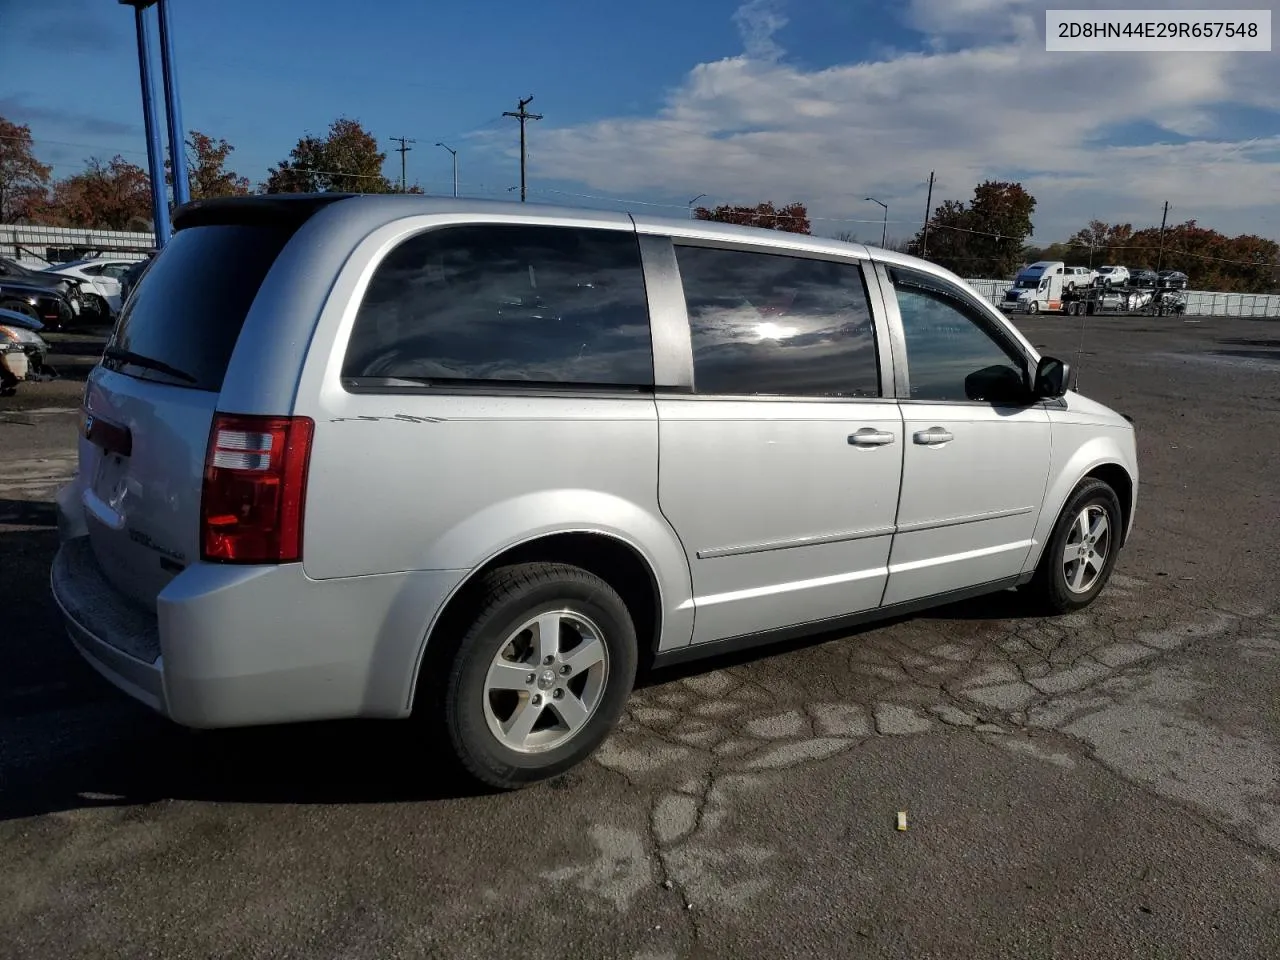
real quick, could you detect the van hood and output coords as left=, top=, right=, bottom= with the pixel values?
left=1060, top=391, right=1132, bottom=428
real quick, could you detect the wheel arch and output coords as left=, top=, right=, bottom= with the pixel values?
left=1083, top=462, right=1133, bottom=547
left=406, top=529, right=667, bottom=713
left=1025, top=437, right=1137, bottom=575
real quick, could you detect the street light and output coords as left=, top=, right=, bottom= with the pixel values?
left=435, top=142, right=458, bottom=198
left=865, top=197, right=888, bottom=248
left=688, top=193, right=707, bottom=219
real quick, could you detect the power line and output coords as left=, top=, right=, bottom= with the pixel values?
left=502, top=96, right=542, bottom=203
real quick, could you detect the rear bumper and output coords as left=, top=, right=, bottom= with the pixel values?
left=50, top=536, right=167, bottom=712
left=50, top=533, right=466, bottom=729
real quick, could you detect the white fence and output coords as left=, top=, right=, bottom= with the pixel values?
left=1, top=223, right=153, bottom=265
left=962, top=277, right=1279, bottom=318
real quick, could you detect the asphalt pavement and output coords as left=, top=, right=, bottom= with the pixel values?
left=1, top=315, right=1278, bottom=959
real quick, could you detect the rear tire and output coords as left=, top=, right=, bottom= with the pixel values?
left=425, top=562, right=638, bottom=790
left=1025, top=478, right=1123, bottom=615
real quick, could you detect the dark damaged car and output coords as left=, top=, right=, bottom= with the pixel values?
left=0, top=276, right=77, bottom=330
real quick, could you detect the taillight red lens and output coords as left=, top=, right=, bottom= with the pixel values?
left=200, top=414, right=314, bottom=563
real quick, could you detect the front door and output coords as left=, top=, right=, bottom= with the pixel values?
left=656, top=241, right=903, bottom=645
left=876, top=263, right=1053, bottom=606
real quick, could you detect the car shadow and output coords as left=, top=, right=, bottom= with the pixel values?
left=1210, top=349, right=1280, bottom=363
left=1216, top=337, right=1280, bottom=349
left=640, top=588, right=1036, bottom=687
left=0, top=505, right=1039, bottom=822
left=0, top=515, right=500, bottom=821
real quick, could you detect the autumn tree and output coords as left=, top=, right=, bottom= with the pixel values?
left=1063, top=219, right=1135, bottom=267
left=909, top=199, right=973, bottom=272
left=1046, top=219, right=1277, bottom=292
left=1124, top=220, right=1277, bottom=292
left=166, top=130, right=251, bottom=201
left=0, top=117, right=53, bottom=222
left=912, top=181, right=1037, bottom=278
left=264, top=117, right=393, bottom=194
left=694, top=200, right=811, bottom=234
left=39, top=155, right=153, bottom=230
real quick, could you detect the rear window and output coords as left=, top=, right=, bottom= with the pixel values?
left=105, top=224, right=295, bottom=391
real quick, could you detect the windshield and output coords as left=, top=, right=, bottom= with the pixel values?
left=1015, top=278, right=1039, bottom=289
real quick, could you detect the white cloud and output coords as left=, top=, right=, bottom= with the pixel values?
left=517, top=1, right=1280, bottom=242
left=905, top=0, right=1038, bottom=44
left=732, top=0, right=788, bottom=61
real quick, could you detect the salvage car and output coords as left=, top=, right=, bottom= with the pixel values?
left=44, top=257, right=141, bottom=320
left=0, top=278, right=77, bottom=330
left=0, top=257, right=82, bottom=320
left=0, top=307, right=52, bottom=395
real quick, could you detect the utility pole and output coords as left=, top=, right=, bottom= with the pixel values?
left=503, top=96, right=542, bottom=202
left=865, top=197, right=888, bottom=249
left=435, top=142, right=458, bottom=198
left=921, top=171, right=935, bottom=257
left=1155, top=200, right=1170, bottom=273
left=390, top=137, right=416, bottom=193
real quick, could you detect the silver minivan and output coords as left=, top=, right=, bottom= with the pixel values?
left=51, top=195, right=1138, bottom=788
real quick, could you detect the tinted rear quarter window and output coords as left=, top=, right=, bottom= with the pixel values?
left=106, top=224, right=295, bottom=391
left=343, top=223, right=654, bottom=388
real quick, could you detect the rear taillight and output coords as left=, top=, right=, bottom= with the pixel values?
left=200, top=414, right=314, bottom=564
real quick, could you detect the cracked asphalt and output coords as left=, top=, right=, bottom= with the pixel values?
left=1, top=315, right=1278, bottom=959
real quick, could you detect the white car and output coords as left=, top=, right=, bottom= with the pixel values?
left=1094, top=265, right=1129, bottom=288
left=43, top=258, right=141, bottom=319
left=1063, top=266, right=1096, bottom=291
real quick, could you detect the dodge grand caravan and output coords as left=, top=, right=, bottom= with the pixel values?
left=51, top=194, right=1138, bottom=789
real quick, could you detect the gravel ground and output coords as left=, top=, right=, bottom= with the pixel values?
left=0, top=314, right=1277, bottom=959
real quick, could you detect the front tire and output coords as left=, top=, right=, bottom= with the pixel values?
left=1025, top=478, right=1123, bottom=614
left=431, top=562, right=638, bottom=790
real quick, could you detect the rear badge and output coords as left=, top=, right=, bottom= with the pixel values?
left=127, top=527, right=186, bottom=564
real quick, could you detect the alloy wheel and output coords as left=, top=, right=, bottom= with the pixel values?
left=1062, top=504, right=1111, bottom=594
left=482, top=609, right=610, bottom=753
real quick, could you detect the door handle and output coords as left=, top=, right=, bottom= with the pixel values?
left=913, top=427, right=954, bottom=445
left=848, top=427, right=895, bottom=447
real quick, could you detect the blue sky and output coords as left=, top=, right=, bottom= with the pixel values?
left=2, top=0, right=1277, bottom=244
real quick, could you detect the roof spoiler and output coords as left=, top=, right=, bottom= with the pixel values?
left=171, top=194, right=356, bottom=232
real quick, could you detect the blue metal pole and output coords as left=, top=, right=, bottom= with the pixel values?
left=133, top=5, right=171, bottom=246
left=156, top=0, right=190, bottom=207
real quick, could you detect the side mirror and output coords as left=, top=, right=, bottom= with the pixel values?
left=1034, top=355, right=1071, bottom=398
left=965, top=364, right=1030, bottom=405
